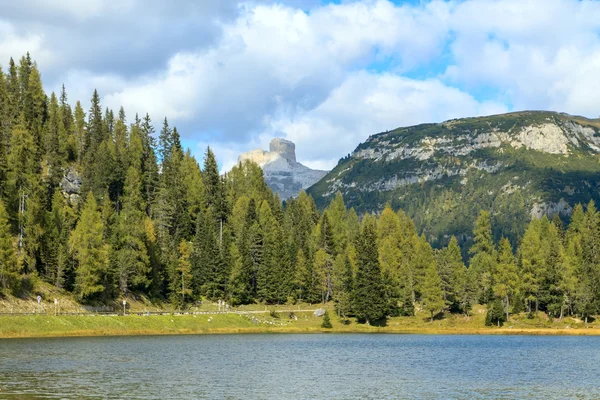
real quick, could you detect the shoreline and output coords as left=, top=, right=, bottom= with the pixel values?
left=2, top=314, right=600, bottom=339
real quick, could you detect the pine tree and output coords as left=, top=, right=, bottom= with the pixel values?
left=352, top=220, right=386, bottom=324
left=69, top=193, right=110, bottom=301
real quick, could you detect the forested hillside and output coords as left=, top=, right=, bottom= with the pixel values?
left=1, top=55, right=600, bottom=326
left=308, top=111, right=600, bottom=251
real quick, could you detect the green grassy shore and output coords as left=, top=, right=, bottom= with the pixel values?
left=2, top=305, right=600, bottom=339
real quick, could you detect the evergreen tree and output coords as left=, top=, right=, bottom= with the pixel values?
left=437, top=236, right=468, bottom=313
left=41, top=192, right=74, bottom=289
left=421, top=261, right=445, bottom=322
left=519, top=218, right=543, bottom=314
left=485, top=298, right=506, bottom=327
left=295, top=248, right=320, bottom=304
left=6, top=58, right=20, bottom=125
left=0, top=200, right=17, bottom=292
left=69, top=193, right=109, bottom=301
left=113, top=167, right=150, bottom=295
left=353, top=220, right=386, bottom=324
left=73, top=101, right=86, bottom=162
left=321, top=310, right=332, bottom=328
left=493, top=238, right=519, bottom=321
left=468, top=211, right=496, bottom=304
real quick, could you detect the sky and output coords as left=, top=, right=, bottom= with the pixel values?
left=2, top=0, right=600, bottom=171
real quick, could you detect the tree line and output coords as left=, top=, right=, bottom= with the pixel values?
left=0, top=54, right=599, bottom=326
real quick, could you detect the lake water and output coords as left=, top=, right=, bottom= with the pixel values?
left=1, top=334, right=600, bottom=399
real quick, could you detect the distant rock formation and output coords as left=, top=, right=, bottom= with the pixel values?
left=238, top=138, right=328, bottom=200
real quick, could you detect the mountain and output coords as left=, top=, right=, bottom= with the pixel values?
left=238, top=138, right=328, bottom=200
left=308, top=111, right=600, bottom=247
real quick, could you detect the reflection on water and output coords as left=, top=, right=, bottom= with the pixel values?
left=1, top=334, right=600, bottom=399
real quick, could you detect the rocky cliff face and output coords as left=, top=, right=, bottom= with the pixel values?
left=308, top=111, right=600, bottom=247
left=238, top=138, right=327, bottom=200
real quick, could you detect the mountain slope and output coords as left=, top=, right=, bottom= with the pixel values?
left=308, top=111, right=600, bottom=247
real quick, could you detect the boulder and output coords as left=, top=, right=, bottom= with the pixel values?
left=313, top=308, right=326, bottom=317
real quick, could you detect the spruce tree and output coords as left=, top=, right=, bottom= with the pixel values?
left=321, top=310, right=332, bottom=328
left=42, top=192, right=74, bottom=289
left=468, top=211, right=496, bottom=304
left=437, top=236, right=468, bottom=313
left=353, top=220, right=386, bottom=324
left=113, top=167, right=150, bottom=295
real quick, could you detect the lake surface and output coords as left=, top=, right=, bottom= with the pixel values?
left=1, top=334, right=600, bottom=399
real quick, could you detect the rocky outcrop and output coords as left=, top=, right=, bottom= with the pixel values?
left=238, top=138, right=328, bottom=200
left=60, top=168, right=82, bottom=204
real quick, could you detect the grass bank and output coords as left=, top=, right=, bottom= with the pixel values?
left=2, top=307, right=600, bottom=339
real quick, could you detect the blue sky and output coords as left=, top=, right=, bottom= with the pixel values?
left=2, top=0, right=600, bottom=171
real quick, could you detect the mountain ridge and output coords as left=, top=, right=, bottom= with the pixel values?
left=308, top=110, right=600, bottom=247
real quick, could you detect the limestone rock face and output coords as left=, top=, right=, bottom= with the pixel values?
left=238, top=138, right=327, bottom=200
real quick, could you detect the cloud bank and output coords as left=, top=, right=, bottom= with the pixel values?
left=2, top=0, right=600, bottom=171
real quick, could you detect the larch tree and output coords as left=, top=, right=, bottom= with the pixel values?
left=421, top=261, right=445, bottom=322
left=69, top=193, right=110, bottom=301
left=174, top=240, right=193, bottom=307
left=493, top=238, right=519, bottom=321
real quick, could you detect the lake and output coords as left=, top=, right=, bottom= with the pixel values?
left=1, top=334, right=599, bottom=399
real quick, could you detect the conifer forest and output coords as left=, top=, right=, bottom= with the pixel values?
left=2, top=54, right=600, bottom=326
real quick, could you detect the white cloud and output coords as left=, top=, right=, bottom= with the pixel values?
left=6, top=0, right=600, bottom=172
left=99, top=0, right=453, bottom=165
left=264, top=71, right=507, bottom=170
left=445, top=0, right=600, bottom=115
left=0, top=21, right=54, bottom=69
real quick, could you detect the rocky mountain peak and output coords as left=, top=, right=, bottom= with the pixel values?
left=238, top=138, right=327, bottom=200
left=269, top=138, right=296, bottom=163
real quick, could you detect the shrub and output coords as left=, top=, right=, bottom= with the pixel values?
left=321, top=311, right=332, bottom=329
